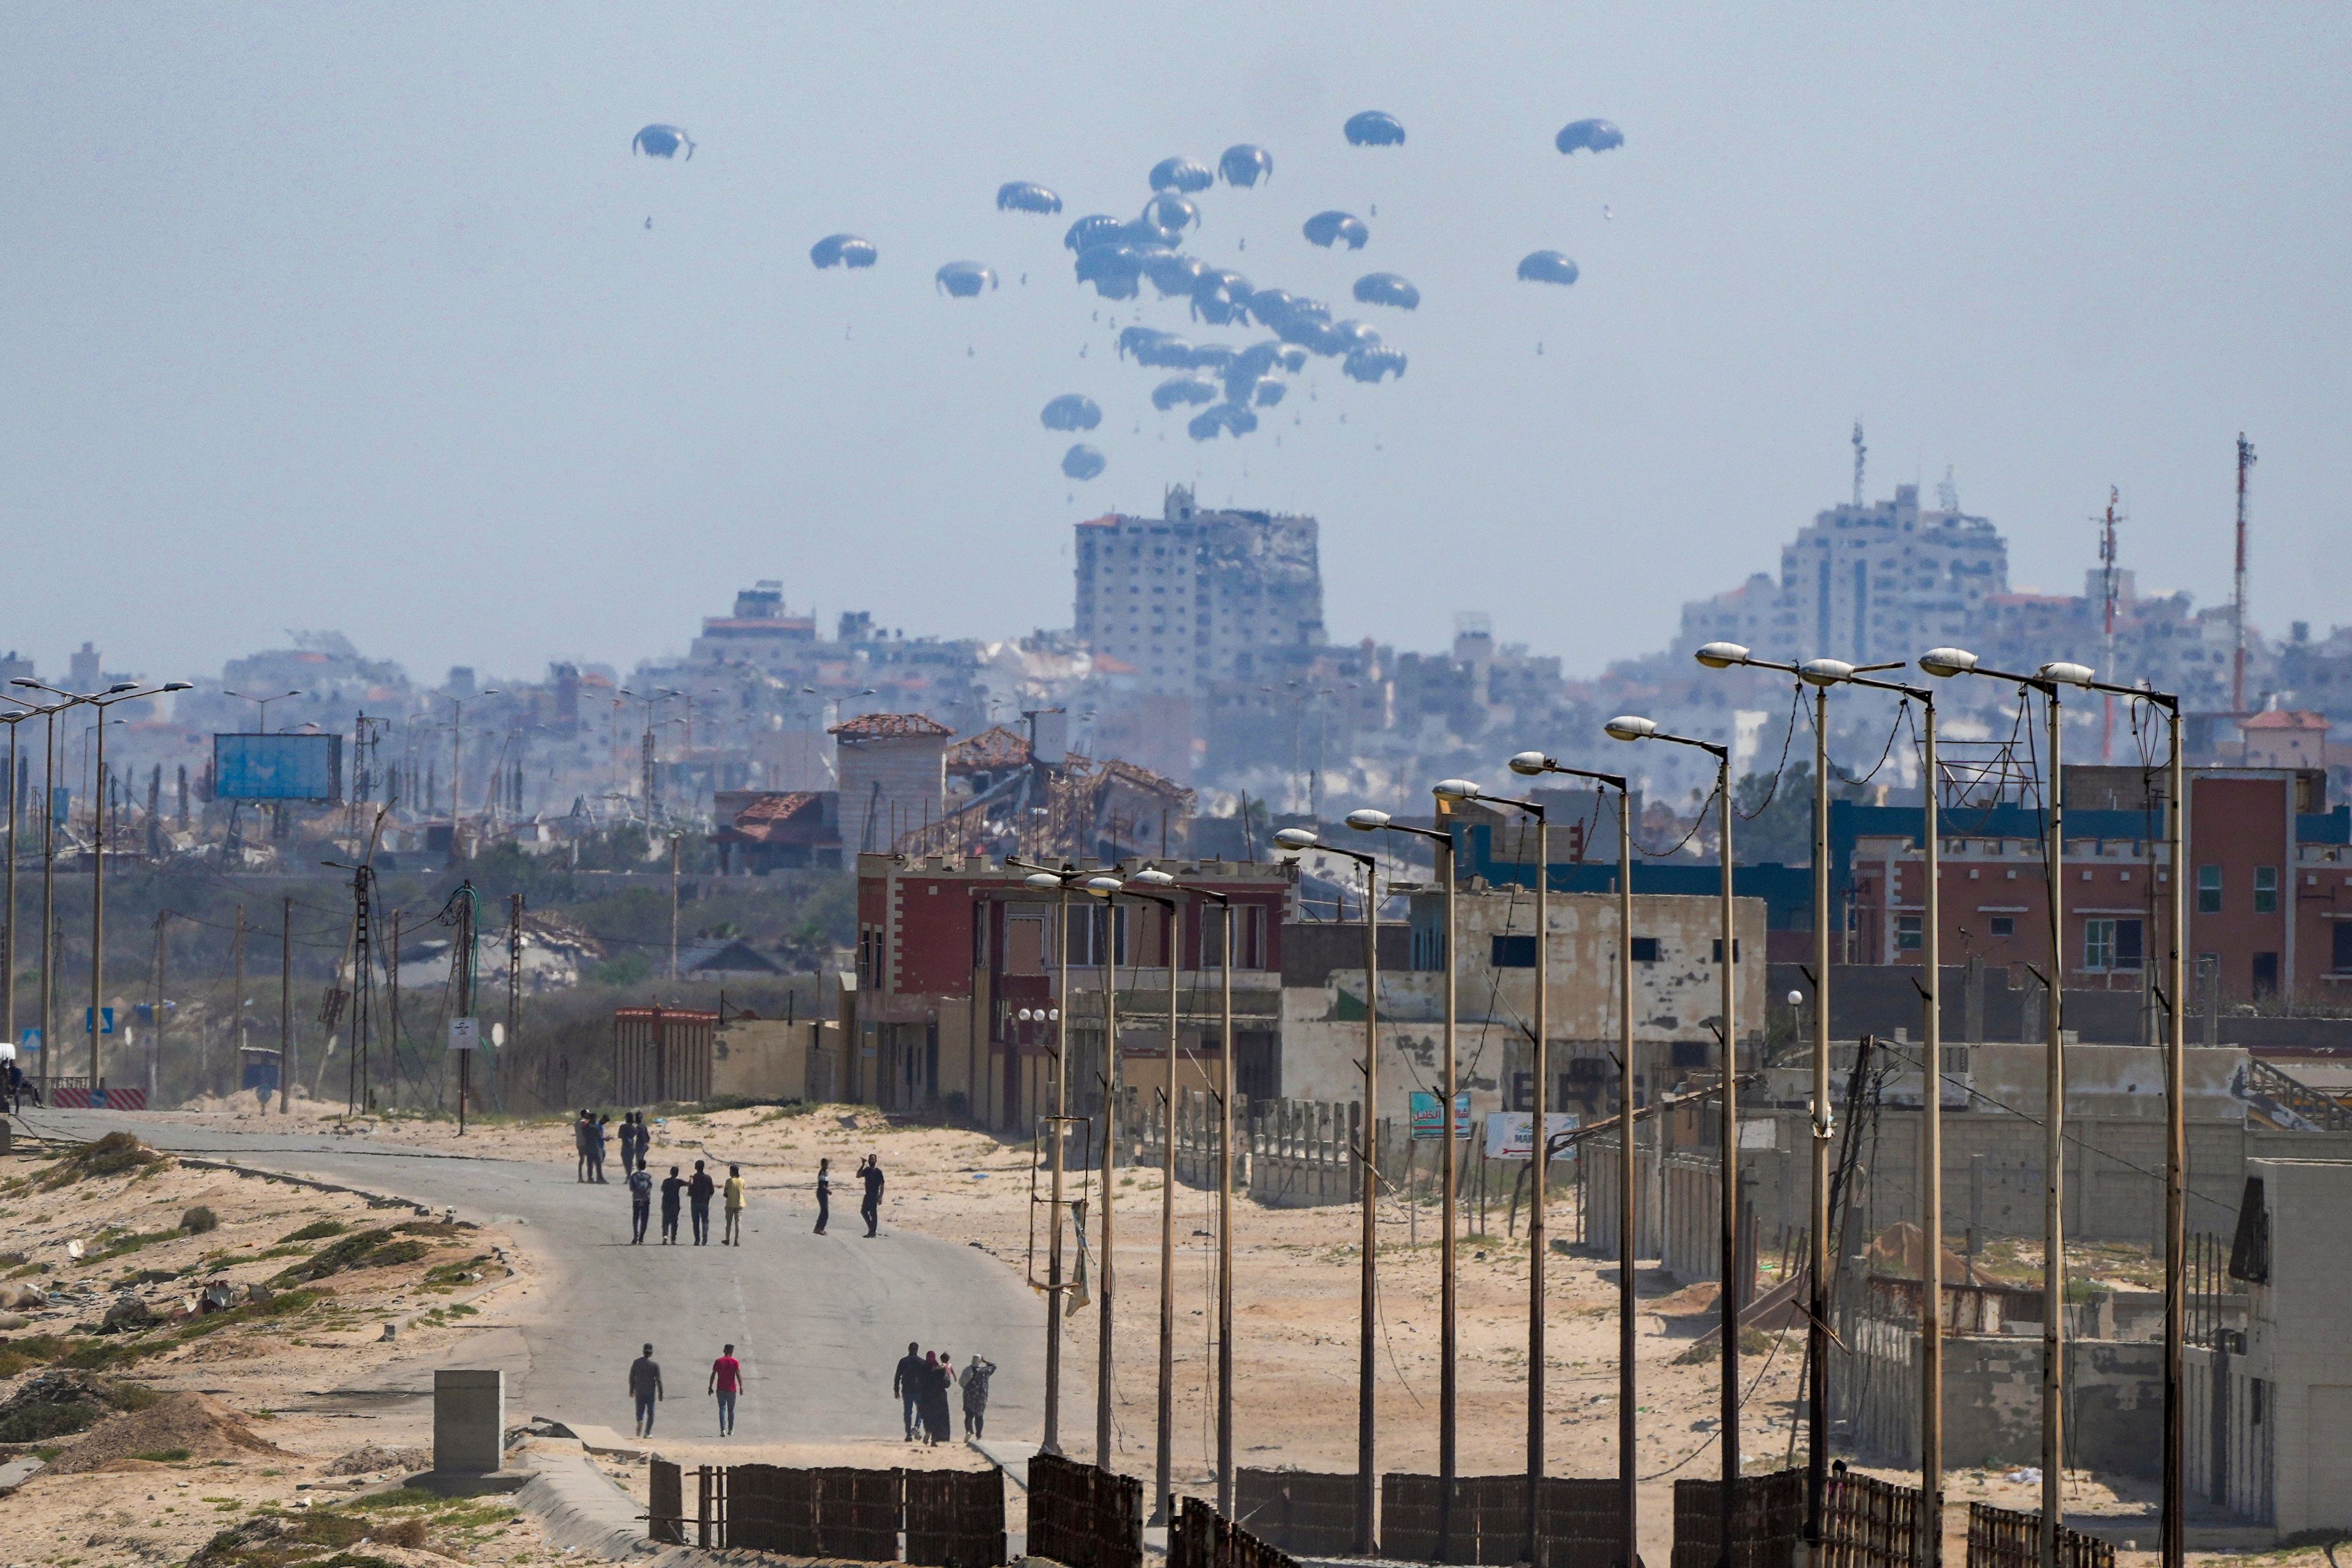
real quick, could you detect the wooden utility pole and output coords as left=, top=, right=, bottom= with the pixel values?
left=149, top=911, right=168, bottom=1106
left=232, top=905, right=247, bottom=1099
left=388, top=910, right=403, bottom=1106
left=507, top=893, right=524, bottom=1099
left=279, top=896, right=293, bottom=1114
left=456, top=882, right=477, bottom=1134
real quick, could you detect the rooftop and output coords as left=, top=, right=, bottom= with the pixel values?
left=828, top=712, right=954, bottom=739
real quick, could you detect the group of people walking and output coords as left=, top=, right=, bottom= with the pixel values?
left=626, top=1339, right=993, bottom=1445
left=812, top=1155, right=888, bottom=1238
left=892, top=1342, right=995, bottom=1444
left=628, top=1159, right=748, bottom=1246
left=627, top=1341, right=750, bottom=1438
left=576, top=1108, right=654, bottom=1183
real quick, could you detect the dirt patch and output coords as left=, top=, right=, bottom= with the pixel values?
left=325, top=1442, right=433, bottom=1476
left=46, top=1389, right=288, bottom=1472
left=1650, top=1280, right=1721, bottom=1316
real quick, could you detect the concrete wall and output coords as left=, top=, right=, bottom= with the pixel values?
left=1841, top=1328, right=2162, bottom=1476
left=712, top=1020, right=810, bottom=1102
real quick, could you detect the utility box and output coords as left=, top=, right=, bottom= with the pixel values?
left=434, top=1368, right=503, bottom=1475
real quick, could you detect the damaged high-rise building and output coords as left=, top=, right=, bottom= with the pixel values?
left=1072, top=484, right=1325, bottom=700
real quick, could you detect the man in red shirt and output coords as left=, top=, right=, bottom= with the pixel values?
left=707, top=1344, right=744, bottom=1437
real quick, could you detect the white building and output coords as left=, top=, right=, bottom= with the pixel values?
left=1072, top=484, right=1324, bottom=699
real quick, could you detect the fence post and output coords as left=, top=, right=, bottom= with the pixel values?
left=697, top=1464, right=712, bottom=1549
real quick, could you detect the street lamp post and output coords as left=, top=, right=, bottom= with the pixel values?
left=1118, top=869, right=1189, bottom=1526
left=1693, top=645, right=1912, bottom=1549
left=16, top=680, right=189, bottom=1093
left=1431, top=778, right=1553, bottom=1558
left=1080, top=872, right=1128, bottom=1469
left=1604, top=716, right=1740, bottom=1562
left=1010, top=858, right=1091, bottom=1458
left=2016, top=660, right=2188, bottom=1568
left=1273, top=829, right=1384, bottom=1552
left=1167, top=875, right=1238, bottom=1515
left=1507, top=753, right=1636, bottom=1568
left=224, top=688, right=301, bottom=731
left=1919, top=649, right=2081, bottom=1568
left=445, top=689, right=502, bottom=861
left=1348, top=796, right=1466, bottom=1558
left=0, top=705, right=50, bottom=1068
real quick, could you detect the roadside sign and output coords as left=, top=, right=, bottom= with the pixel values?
left=82, top=1007, right=114, bottom=1036
left=1485, top=1111, right=1579, bottom=1159
left=448, top=1017, right=480, bottom=1052
left=1408, top=1090, right=1472, bottom=1140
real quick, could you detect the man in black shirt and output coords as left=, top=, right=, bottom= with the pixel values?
left=859, top=1155, right=885, bottom=1238
left=688, top=1159, right=717, bottom=1246
left=628, top=1342, right=663, bottom=1437
left=892, top=1341, right=925, bottom=1442
left=659, top=1165, right=687, bottom=1245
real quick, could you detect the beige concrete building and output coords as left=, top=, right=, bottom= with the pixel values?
left=1279, top=885, right=1771, bottom=1119
left=2188, top=1157, right=2352, bottom=1537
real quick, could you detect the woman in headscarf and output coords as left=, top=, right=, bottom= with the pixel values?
left=919, top=1351, right=954, bottom=1445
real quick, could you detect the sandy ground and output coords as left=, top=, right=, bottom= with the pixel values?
left=9, top=1098, right=2310, bottom=1568
left=0, top=1123, right=557, bottom=1566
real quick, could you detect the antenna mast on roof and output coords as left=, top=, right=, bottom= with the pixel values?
left=2231, top=434, right=2256, bottom=715
left=1851, top=422, right=1867, bottom=507
left=2097, top=488, right=2125, bottom=763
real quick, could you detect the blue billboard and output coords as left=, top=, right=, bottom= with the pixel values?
left=214, top=733, right=343, bottom=802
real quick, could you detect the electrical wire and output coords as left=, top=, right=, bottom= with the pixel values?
left=1734, top=684, right=1807, bottom=822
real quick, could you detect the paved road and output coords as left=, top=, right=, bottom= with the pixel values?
left=17, top=1109, right=1042, bottom=1450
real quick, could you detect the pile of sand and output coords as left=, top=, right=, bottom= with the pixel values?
left=46, top=1390, right=287, bottom=1473
left=324, top=1442, right=432, bottom=1476
left=1650, top=1280, right=1721, bottom=1316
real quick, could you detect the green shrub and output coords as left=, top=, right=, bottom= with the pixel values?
left=180, top=1205, right=219, bottom=1235
left=178, top=1288, right=323, bottom=1342
left=0, top=1398, right=102, bottom=1442
left=276, top=1219, right=347, bottom=1245
left=132, top=1447, right=193, bottom=1462
left=37, top=1131, right=165, bottom=1190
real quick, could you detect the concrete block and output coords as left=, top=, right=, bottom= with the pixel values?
left=435, top=1367, right=505, bottom=1475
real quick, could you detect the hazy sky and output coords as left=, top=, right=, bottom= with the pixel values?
left=5, top=5, right=2346, bottom=688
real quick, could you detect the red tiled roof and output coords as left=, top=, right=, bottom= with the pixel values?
left=1098, top=756, right=1191, bottom=801
left=827, top=712, right=953, bottom=738
left=733, top=791, right=821, bottom=824
left=946, top=726, right=1032, bottom=771
left=2241, top=709, right=2328, bottom=732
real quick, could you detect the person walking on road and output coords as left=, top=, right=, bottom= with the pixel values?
left=859, top=1154, right=885, bottom=1237
left=958, top=1354, right=996, bottom=1439
left=893, top=1341, right=925, bottom=1442
left=709, top=1343, right=743, bottom=1436
left=659, top=1164, right=686, bottom=1245
left=813, top=1158, right=832, bottom=1235
left=629, top=1343, right=664, bottom=1437
left=575, top=1110, right=594, bottom=1182
left=627, top=1159, right=654, bottom=1244
left=722, top=1164, right=748, bottom=1246
left=688, top=1160, right=716, bottom=1245
left=614, top=1111, right=638, bottom=1174
left=918, top=1351, right=952, bottom=1445
left=590, top=1114, right=612, bottom=1183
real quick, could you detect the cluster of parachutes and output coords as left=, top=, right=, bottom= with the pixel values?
left=631, top=108, right=1621, bottom=483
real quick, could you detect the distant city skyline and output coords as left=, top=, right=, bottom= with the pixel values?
left=5, top=4, right=2345, bottom=685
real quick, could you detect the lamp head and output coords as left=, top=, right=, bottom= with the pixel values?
left=1918, top=647, right=1978, bottom=679
left=1082, top=875, right=1123, bottom=896
left=106, top=682, right=140, bottom=695
left=1787, top=989, right=1805, bottom=1007
left=1798, top=658, right=1856, bottom=687
left=1129, top=867, right=1176, bottom=888
left=2039, top=661, right=2096, bottom=687
left=1604, top=715, right=1657, bottom=742
left=1431, top=778, right=1480, bottom=802
left=1508, top=750, right=1552, bottom=777
left=1344, top=809, right=1391, bottom=832
left=1272, top=828, right=1319, bottom=851
left=8, top=679, right=37, bottom=690
left=1694, top=641, right=1750, bottom=670
left=1022, top=872, right=1063, bottom=891
left=162, top=682, right=192, bottom=693
left=1017, top=1008, right=1035, bottom=1022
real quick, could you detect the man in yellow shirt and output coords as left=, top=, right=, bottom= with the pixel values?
left=722, top=1164, right=748, bottom=1246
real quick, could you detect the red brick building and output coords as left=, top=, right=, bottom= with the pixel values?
left=848, top=851, right=1291, bottom=1128
left=1841, top=766, right=2352, bottom=1008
